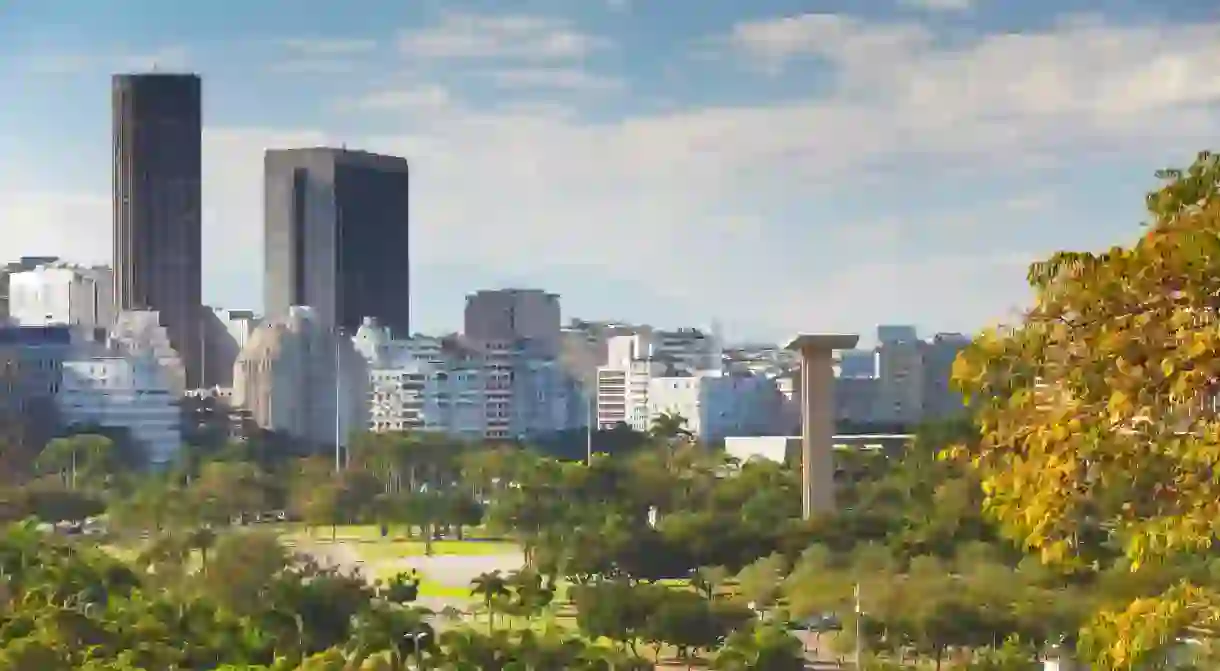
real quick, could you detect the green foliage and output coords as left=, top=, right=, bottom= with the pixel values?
left=952, top=150, right=1220, bottom=668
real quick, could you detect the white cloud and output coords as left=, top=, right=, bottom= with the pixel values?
left=28, top=46, right=191, bottom=74
left=278, top=38, right=377, bottom=55
left=397, top=13, right=609, bottom=61
left=346, top=85, right=453, bottom=111
left=267, top=59, right=361, bottom=75
left=10, top=13, right=1220, bottom=340
left=728, top=13, right=931, bottom=74
left=900, top=0, right=974, bottom=12
left=485, top=67, right=624, bottom=92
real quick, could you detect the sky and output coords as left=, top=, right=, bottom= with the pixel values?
left=1, top=0, right=1219, bottom=345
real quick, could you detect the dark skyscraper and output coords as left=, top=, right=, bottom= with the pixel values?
left=264, top=148, right=410, bottom=336
left=112, top=73, right=203, bottom=387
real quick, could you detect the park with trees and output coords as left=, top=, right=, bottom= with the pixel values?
left=2, top=153, right=1220, bottom=668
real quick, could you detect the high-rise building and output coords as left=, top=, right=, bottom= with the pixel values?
left=464, top=289, right=561, bottom=357
left=264, top=148, right=411, bottom=337
left=112, top=73, right=203, bottom=387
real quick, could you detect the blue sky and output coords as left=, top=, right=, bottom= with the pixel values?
left=2, top=0, right=1219, bottom=344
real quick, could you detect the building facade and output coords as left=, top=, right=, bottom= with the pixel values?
left=646, top=370, right=785, bottom=440
left=0, top=256, right=62, bottom=324
left=201, top=307, right=261, bottom=387
left=464, top=289, right=561, bottom=357
left=58, top=354, right=182, bottom=465
left=109, top=310, right=187, bottom=397
left=596, top=334, right=667, bottom=431
left=354, top=319, right=580, bottom=440
left=921, top=332, right=971, bottom=420
left=7, top=264, right=115, bottom=332
left=232, top=306, right=369, bottom=449
left=112, top=73, right=204, bottom=388
left=264, top=148, right=411, bottom=336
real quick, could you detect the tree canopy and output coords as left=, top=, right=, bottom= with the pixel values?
left=952, top=151, right=1220, bottom=668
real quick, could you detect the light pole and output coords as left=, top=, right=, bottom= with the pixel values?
left=334, top=327, right=343, bottom=472
left=854, top=582, right=863, bottom=668
left=586, top=379, right=594, bottom=466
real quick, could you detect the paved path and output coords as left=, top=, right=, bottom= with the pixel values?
left=386, top=551, right=527, bottom=587
left=285, top=539, right=524, bottom=610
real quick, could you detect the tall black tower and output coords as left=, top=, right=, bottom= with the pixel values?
left=112, top=73, right=203, bottom=387
left=264, top=148, right=411, bottom=336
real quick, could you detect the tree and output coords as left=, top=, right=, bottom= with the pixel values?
left=649, top=411, right=694, bottom=446
left=35, top=435, right=115, bottom=490
left=571, top=581, right=659, bottom=657
left=470, top=570, right=510, bottom=634
left=713, top=621, right=806, bottom=671
left=189, top=460, right=268, bottom=525
left=950, top=151, right=1220, bottom=668
left=504, top=568, right=555, bottom=621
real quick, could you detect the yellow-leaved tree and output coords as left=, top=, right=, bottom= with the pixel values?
left=950, top=151, right=1220, bottom=669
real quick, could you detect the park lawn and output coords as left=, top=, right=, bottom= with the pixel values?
left=418, top=581, right=474, bottom=599
left=99, top=543, right=139, bottom=563
left=279, top=524, right=506, bottom=544
left=360, top=539, right=518, bottom=560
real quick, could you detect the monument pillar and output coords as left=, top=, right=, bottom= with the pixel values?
left=786, top=334, right=859, bottom=519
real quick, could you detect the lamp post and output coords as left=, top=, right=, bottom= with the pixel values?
left=334, top=326, right=343, bottom=472
left=586, top=378, right=595, bottom=466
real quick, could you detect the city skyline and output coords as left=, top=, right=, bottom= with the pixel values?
left=3, top=0, right=1219, bottom=343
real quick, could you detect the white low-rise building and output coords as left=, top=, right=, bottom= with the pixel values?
left=57, top=353, right=182, bottom=465
left=647, top=370, right=786, bottom=440
left=8, top=263, right=114, bottom=331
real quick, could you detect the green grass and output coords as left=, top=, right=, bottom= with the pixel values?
left=278, top=524, right=505, bottom=543
left=419, top=582, right=475, bottom=599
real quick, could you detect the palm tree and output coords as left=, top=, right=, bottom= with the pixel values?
left=506, top=568, right=555, bottom=622
left=469, top=570, right=510, bottom=634
left=186, top=526, right=217, bottom=571
left=649, top=411, right=694, bottom=446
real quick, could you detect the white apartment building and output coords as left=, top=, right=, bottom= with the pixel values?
left=594, top=333, right=779, bottom=438
left=354, top=319, right=580, bottom=441
left=646, top=370, right=785, bottom=440
left=57, top=353, right=182, bottom=465
left=562, top=321, right=723, bottom=392
left=596, top=334, right=667, bottom=431
left=8, top=264, right=114, bottom=331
